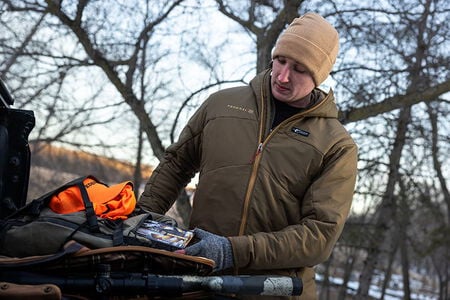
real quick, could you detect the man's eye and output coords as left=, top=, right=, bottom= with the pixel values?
left=295, top=68, right=306, bottom=73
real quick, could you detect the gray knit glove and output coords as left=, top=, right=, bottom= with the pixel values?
left=184, top=228, right=234, bottom=272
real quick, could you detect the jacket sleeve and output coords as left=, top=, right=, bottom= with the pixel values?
left=229, top=139, right=358, bottom=270
left=138, top=102, right=208, bottom=214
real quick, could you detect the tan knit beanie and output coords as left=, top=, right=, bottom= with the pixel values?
left=272, top=13, right=339, bottom=86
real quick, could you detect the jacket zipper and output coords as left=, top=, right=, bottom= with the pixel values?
left=238, top=80, right=331, bottom=236
left=238, top=73, right=269, bottom=235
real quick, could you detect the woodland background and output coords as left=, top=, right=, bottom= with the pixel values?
left=1, top=1, right=449, bottom=299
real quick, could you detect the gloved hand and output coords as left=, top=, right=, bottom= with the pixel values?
left=181, top=228, right=234, bottom=271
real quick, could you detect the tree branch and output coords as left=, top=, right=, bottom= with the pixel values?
left=340, top=79, right=450, bottom=124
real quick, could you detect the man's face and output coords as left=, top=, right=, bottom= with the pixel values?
left=271, top=56, right=315, bottom=108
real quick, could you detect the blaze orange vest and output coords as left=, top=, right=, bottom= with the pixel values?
left=49, top=177, right=136, bottom=220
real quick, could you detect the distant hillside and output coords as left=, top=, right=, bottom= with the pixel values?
left=27, top=142, right=153, bottom=200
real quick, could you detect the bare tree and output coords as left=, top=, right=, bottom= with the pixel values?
left=328, top=0, right=449, bottom=298
left=1, top=1, right=449, bottom=298
left=426, top=101, right=450, bottom=299
left=1, top=1, right=188, bottom=188
left=214, top=0, right=304, bottom=72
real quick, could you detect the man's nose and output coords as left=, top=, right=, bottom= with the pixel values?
left=277, top=66, right=290, bottom=83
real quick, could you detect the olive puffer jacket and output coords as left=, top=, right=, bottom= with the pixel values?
left=139, top=69, right=358, bottom=299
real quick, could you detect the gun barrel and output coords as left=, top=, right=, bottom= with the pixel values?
left=2, top=271, right=184, bottom=296
left=2, top=272, right=302, bottom=297
left=174, top=275, right=302, bottom=296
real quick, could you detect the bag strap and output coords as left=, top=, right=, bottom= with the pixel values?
left=103, top=219, right=124, bottom=246
left=0, top=241, right=85, bottom=269
left=7, top=175, right=101, bottom=232
left=47, top=175, right=100, bottom=232
left=111, top=220, right=124, bottom=246
left=76, top=179, right=99, bottom=232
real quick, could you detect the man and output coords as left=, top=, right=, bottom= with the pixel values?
left=139, top=12, right=358, bottom=299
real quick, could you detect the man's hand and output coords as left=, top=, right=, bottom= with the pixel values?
left=177, top=228, right=234, bottom=272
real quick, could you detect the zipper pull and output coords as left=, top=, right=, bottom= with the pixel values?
left=256, top=143, right=263, bottom=154
left=250, top=143, right=263, bottom=163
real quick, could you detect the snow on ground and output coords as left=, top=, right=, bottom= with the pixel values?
left=316, top=272, right=439, bottom=299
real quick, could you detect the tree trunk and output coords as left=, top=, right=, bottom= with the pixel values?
left=338, top=248, right=357, bottom=300
left=380, top=238, right=398, bottom=299
left=319, top=253, right=333, bottom=300
left=356, top=106, right=411, bottom=299
left=399, top=231, right=411, bottom=300
left=133, top=125, right=144, bottom=200
left=398, top=182, right=412, bottom=299
left=427, top=98, right=450, bottom=300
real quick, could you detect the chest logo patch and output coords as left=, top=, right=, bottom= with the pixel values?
left=227, top=104, right=254, bottom=114
left=291, top=127, right=310, bottom=137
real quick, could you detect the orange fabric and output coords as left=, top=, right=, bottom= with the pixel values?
left=49, top=178, right=136, bottom=220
